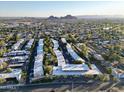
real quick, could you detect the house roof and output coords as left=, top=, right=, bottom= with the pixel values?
left=52, top=39, right=59, bottom=50
left=61, top=38, right=67, bottom=43
left=93, top=54, right=104, bottom=61
left=53, top=64, right=101, bottom=75
left=12, top=39, right=24, bottom=50
left=62, top=64, right=89, bottom=71
left=0, top=68, right=22, bottom=81
left=66, top=43, right=85, bottom=62
left=25, top=39, right=34, bottom=49
left=33, top=39, right=44, bottom=79
left=54, top=49, right=66, bottom=66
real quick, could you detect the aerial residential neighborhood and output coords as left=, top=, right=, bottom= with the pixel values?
left=0, top=1, right=124, bottom=92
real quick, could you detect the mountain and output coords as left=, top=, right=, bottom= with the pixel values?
left=76, top=15, right=124, bottom=19
left=47, top=16, right=59, bottom=20
left=47, top=15, right=77, bottom=20
left=60, top=15, right=77, bottom=19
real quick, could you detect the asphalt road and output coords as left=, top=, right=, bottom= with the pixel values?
left=0, top=77, right=120, bottom=92
left=0, top=81, right=101, bottom=92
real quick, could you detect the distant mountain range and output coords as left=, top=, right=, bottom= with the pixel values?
left=47, top=15, right=77, bottom=20
left=0, top=15, right=124, bottom=20
left=76, top=15, right=124, bottom=19
left=46, top=15, right=124, bottom=20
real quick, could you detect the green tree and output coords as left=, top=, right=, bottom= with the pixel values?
left=0, top=48, right=7, bottom=57
left=21, top=71, right=27, bottom=80
left=0, top=78, right=6, bottom=84
left=81, top=43, right=89, bottom=58
left=0, top=40, right=5, bottom=47
left=6, top=68, right=12, bottom=73
left=0, top=64, right=3, bottom=70
left=106, top=67, right=112, bottom=74
left=2, top=62, right=8, bottom=68
left=16, top=34, right=20, bottom=41
left=45, top=66, right=53, bottom=74
left=0, top=62, right=8, bottom=70
left=98, top=74, right=110, bottom=82
left=73, top=60, right=83, bottom=64
left=109, top=52, right=121, bottom=63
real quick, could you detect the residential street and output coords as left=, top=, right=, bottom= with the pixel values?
left=0, top=81, right=119, bottom=92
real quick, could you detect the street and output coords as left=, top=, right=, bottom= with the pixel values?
left=0, top=81, right=102, bottom=92
left=0, top=80, right=120, bottom=92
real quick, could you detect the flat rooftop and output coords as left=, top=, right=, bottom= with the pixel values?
left=61, top=38, right=67, bottom=43
left=66, top=43, right=85, bottom=62
left=0, top=68, right=22, bottom=81
left=53, top=64, right=101, bottom=75
left=8, top=63, right=24, bottom=67
left=62, top=64, right=89, bottom=71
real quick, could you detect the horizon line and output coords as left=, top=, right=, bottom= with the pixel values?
left=0, top=14, right=124, bottom=18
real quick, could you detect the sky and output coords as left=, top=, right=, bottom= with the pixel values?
left=0, top=1, right=124, bottom=17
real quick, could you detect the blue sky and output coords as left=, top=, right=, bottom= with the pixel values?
left=0, top=1, right=124, bottom=17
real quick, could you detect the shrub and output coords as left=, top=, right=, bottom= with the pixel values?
left=0, top=62, right=8, bottom=70
left=98, top=74, right=110, bottom=82
left=0, top=78, right=6, bottom=84
left=5, top=68, right=12, bottom=73
left=106, top=67, right=112, bottom=74
left=44, top=65, right=53, bottom=74
left=0, top=48, right=7, bottom=57
left=84, top=74, right=94, bottom=78
left=0, top=64, right=3, bottom=70
left=73, top=60, right=83, bottom=64
left=2, top=62, right=8, bottom=68
left=21, top=71, right=27, bottom=80
left=111, top=77, right=119, bottom=82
